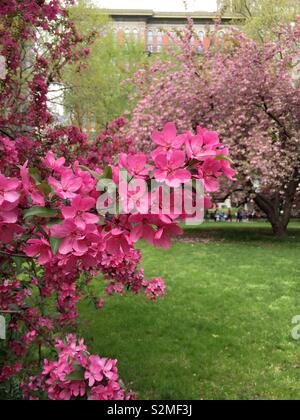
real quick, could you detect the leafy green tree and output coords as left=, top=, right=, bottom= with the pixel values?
left=63, top=0, right=148, bottom=132
left=219, top=0, right=300, bottom=41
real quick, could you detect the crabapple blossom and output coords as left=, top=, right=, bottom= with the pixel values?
left=23, top=335, right=135, bottom=401
left=153, top=151, right=191, bottom=188
left=49, top=170, right=82, bottom=200
left=25, top=238, right=53, bottom=265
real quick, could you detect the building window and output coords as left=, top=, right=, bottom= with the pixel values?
left=133, top=29, right=138, bottom=45
left=111, top=29, right=117, bottom=45
left=198, top=31, right=204, bottom=41
left=198, top=31, right=204, bottom=52
left=125, top=28, right=130, bottom=41
left=218, top=31, right=225, bottom=47
left=157, top=30, right=163, bottom=52
left=147, top=30, right=153, bottom=53
left=218, top=31, right=225, bottom=48
left=168, top=31, right=175, bottom=46
left=190, top=35, right=195, bottom=47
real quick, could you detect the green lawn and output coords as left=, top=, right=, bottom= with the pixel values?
left=78, top=222, right=300, bottom=400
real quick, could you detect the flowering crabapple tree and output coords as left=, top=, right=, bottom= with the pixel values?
left=128, top=20, right=300, bottom=237
left=0, top=1, right=235, bottom=400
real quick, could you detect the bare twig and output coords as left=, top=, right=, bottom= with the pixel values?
left=0, top=250, right=31, bottom=259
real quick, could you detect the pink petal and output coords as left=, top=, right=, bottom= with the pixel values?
left=163, top=122, right=177, bottom=142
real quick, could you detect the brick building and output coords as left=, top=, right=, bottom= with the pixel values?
left=107, top=9, right=242, bottom=53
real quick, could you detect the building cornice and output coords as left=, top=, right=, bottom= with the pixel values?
left=105, top=9, right=244, bottom=21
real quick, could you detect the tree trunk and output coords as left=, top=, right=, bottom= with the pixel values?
left=254, top=193, right=288, bottom=238
left=254, top=172, right=299, bottom=238
left=270, top=220, right=288, bottom=238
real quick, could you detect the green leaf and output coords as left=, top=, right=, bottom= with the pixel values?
left=66, top=363, right=85, bottom=381
left=46, top=219, right=63, bottom=228
left=37, top=181, right=52, bottom=196
left=50, top=237, right=63, bottom=255
left=23, top=207, right=59, bottom=220
left=215, top=155, right=233, bottom=163
left=102, top=165, right=113, bottom=180
left=12, top=257, right=24, bottom=272
left=29, top=168, right=42, bottom=184
left=78, top=165, right=102, bottom=181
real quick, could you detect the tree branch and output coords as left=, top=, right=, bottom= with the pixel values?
left=0, top=250, right=31, bottom=259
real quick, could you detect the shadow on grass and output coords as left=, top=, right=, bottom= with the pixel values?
left=180, top=223, right=300, bottom=244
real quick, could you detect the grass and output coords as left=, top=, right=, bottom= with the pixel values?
left=78, top=222, right=300, bottom=400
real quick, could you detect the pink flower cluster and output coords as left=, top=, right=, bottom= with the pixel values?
left=0, top=174, right=22, bottom=244
left=0, top=280, right=30, bottom=311
left=144, top=278, right=166, bottom=301
left=23, top=335, right=135, bottom=401
left=150, top=122, right=235, bottom=191
left=0, top=120, right=234, bottom=399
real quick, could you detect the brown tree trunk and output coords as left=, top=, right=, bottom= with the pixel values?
left=254, top=193, right=287, bottom=238
left=254, top=172, right=299, bottom=238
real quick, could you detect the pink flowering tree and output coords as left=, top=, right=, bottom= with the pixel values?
left=0, top=2, right=235, bottom=400
left=128, top=20, right=300, bottom=237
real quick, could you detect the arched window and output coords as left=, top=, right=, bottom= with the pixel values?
left=190, top=35, right=195, bottom=47
left=198, top=31, right=204, bottom=52
left=147, top=30, right=153, bottom=53
left=133, top=29, right=138, bottom=45
left=168, top=31, right=175, bottom=46
left=218, top=31, right=225, bottom=48
left=157, top=30, right=163, bottom=52
left=111, top=29, right=117, bottom=45
left=125, top=28, right=130, bottom=41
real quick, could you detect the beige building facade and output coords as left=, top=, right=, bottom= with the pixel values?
left=107, top=9, right=242, bottom=52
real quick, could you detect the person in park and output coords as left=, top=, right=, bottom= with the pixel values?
left=227, top=208, right=233, bottom=223
left=237, top=209, right=244, bottom=223
left=0, top=1, right=235, bottom=400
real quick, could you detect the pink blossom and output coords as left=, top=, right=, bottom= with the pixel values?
left=197, top=127, right=220, bottom=146
left=44, top=151, right=66, bottom=172
left=20, top=163, right=45, bottom=206
left=144, top=278, right=166, bottom=300
left=151, top=122, right=186, bottom=155
left=119, top=153, right=152, bottom=178
left=154, top=223, right=183, bottom=248
left=0, top=223, right=23, bottom=244
left=97, top=298, right=105, bottom=309
left=185, top=131, right=217, bottom=161
left=49, top=170, right=82, bottom=199
left=153, top=151, right=191, bottom=188
left=84, top=356, right=104, bottom=387
left=26, top=336, right=134, bottom=401
left=0, top=174, right=19, bottom=209
left=25, top=238, right=53, bottom=265
left=105, top=228, right=132, bottom=255
left=51, top=221, right=100, bottom=256
left=128, top=214, right=155, bottom=244
left=61, top=196, right=99, bottom=229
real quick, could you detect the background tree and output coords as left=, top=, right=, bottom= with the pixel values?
left=127, top=22, right=300, bottom=236
left=63, top=0, right=148, bottom=132
left=218, top=0, right=300, bottom=41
